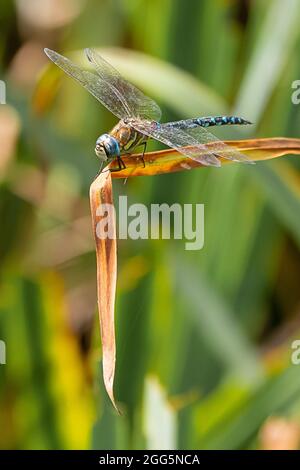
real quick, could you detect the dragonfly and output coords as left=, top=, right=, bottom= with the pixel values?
left=44, top=48, right=253, bottom=171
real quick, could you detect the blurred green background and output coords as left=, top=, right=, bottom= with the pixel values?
left=1, top=0, right=300, bottom=450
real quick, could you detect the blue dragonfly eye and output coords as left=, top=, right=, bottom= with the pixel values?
left=95, top=134, right=120, bottom=161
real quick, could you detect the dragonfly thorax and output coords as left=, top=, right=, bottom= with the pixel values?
left=95, top=133, right=120, bottom=162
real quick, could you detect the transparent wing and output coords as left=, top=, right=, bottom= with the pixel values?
left=44, top=48, right=131, bottom=120
left=85, top=48, right=162, bottom=121
left=168, top=121, right=253, bottom=164
left=131, top=120, right=253, bottom=166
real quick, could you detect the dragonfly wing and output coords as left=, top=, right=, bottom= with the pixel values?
left=171, top=122, right=253, bottom=164
left=85, top=48, right=162, bottom=121
left=132, top=120, right=253, bottom=166
left=45, top=48, right=132, bottom=120
left=130, top=120, right=225, bottom=167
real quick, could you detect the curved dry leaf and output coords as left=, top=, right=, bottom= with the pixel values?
left=108, top=138, right=300, bottom=178
left=89, top=170, right=119, bottom=412
left=90, top=136, right=300, bottom=410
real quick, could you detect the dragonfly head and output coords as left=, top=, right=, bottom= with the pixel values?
left=95, top=134, right=120, bottom=162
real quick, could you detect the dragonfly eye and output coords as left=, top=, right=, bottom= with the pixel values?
left=95, top=142, right=108, bottom=162
left=95, top=134, right=120, bottom=162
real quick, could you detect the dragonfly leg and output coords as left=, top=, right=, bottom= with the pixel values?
left=123, top=142, right=147, bottom=166
left=109, top=155, right=126, bottom=172
left=98, top=156, right=126, bottom=174
left=140, top=142, right=147, bottom=168
left=119, top=142, right=147, bottom=168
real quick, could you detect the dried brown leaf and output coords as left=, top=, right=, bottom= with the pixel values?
left=90, top=136, right=300, bottom=410
left=108, top=137, right=300, bottom=178
left=89, top=170, right=118, bottom=412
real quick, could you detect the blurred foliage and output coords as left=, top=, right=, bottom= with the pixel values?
left=0, top=0, right=300, bottom=450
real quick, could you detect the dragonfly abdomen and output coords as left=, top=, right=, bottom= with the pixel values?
left=167, top=116, right=251, bottom=129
